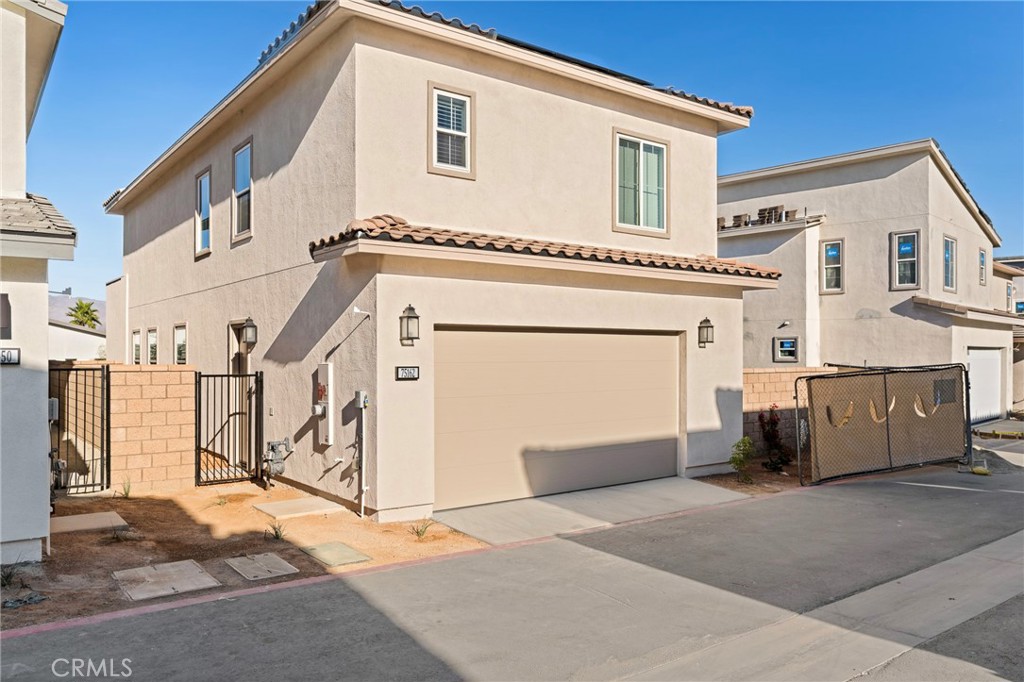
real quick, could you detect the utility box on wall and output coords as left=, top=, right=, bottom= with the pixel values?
left=316, top=362, right=333, bottom=447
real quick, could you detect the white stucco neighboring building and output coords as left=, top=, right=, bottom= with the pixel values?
left=1, top=0, right=76, bottom=563
left=717, top=139, right=1020, bottom=423
left=104, top=0, right=778, bottom=520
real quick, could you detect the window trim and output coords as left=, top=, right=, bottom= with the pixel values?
left=194, top=167, right=212, bottom=258
left=612, top=128, right=671, bottom=239
left=1007, top=282, right=1015, bottom=313
left=231, top=138, right=253, bottom=243
left=978, top=248, right=987, bottom=286
left=427, top=82, right=476, bottom=180
left=819, top=238, right=845, bottom=295
left=889, top=230, right=920, bottom=291
left=146, top=328, right=158, bottom=365
left=773, top=336, right=799, bottom=363
left=173, top=323, right=188, bottom=365
left=131, top=329, right=141, bottom=365
left=942, top=235, right=957, bottom=292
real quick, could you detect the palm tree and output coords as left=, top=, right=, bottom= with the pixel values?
left=67, top=300, right=100, bottom=329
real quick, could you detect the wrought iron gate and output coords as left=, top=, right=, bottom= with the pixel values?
left=795, top=364, right=971, bottom=485
left=195, top=372, right=263, bottom=485
left=49, top=366, right=110, bottom=493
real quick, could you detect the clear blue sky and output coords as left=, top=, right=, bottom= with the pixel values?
left=29, top=1, right=1023, bottom=300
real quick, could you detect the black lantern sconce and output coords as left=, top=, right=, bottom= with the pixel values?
left=399, top=305, right=420, bottom=346
left=697, top=317, right=714, bottom=348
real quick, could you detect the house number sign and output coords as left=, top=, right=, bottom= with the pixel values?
left=395, top=366, right=419, bottom=381
left=0, top=348, right=21, bottom=365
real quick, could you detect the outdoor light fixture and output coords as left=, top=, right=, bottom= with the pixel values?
left=399, top=305, right=420, bottom=346
left=241, top=317, right=258, bottom=347
left=697, top=317, right=714, bottom=348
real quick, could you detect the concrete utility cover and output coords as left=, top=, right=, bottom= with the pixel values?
left=300, top=542, right=370, bottom=567
left=434, top=477, right=749, bottom=545
left=225, top=553, right=299, bottom=581
left=254, top=496, right=346, bottom=520
left=113, top=560, right=221, bottom=601
left=50, top=511, right=128, bottom=534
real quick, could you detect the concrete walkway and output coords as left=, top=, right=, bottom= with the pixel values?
left=433, top=477, right=747, bottom=544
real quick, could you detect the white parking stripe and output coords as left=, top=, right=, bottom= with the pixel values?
left=892, top=481, right=1024, bottom=494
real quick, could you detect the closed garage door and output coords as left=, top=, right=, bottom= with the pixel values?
left=967, top=348, right=1002, bottom=423
left=434, top=329, right=680, bottom=510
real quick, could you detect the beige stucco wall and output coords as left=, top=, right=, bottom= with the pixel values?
left=0, top=1, right=27, bottom=199
left=105, top=276, right=125, bottom=362
left=0, top=256, right=50, bottom=563
left=49, top=324, right=104, bottom=361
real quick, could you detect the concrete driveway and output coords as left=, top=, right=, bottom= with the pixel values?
left=3, top=465, right=1021, bottom=681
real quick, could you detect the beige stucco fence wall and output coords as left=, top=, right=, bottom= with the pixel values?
left=743, top=367, right=837, bottom=452
left=51, top=362, right=197, bottom=494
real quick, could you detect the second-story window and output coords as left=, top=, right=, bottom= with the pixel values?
left=891, top=231, right=919, bottom=289
left=132, top=330, right=141, bottom=365
left=233, top=142, right=252, bottom=238
left=616, top=132, right=666, bottom=233
left=430, top=86, right=474, bottom=178
left=1008, top=282, right=1015, bottom=313
left=943, top=236, right=957, bottom=291
left=174, top=324, right=187, bottom=364
left=821, top=239, right=844, bottom=293
left=196, top=170, right=211, bottom=255
left=147, top=328, right=157, bottom=364
left=979, top=249, right=987, bottom=285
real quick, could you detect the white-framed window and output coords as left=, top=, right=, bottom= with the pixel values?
left=147, top=328, right=157, bottom=365
left=979, top=249, right=987, bottom=285
left=773, top=337, right=799, bottom=363
left=0, top=293, right=10, bottom=340
left=173, top=324, right=187, bottom=365
left=233, top=142, right=252, bottom=238
left=195, top=170, right=211, bottom=255
left=943, top=236, right=957, bottom=291
left=131, top=330, right=141, bottom=365
left=1008, top=283, right=1015, bottom=313
left=891, top=231, right=919, bottom=289
left=821, top=239, right=844, bottom=293
left=615, top=132, right=667, bottom=233
left=431, top=86, right=472, bottom=175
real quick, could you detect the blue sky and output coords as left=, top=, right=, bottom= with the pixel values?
left=29, top=1, right=1023, bottom=300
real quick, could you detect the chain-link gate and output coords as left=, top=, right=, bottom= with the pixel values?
left=795, top=364, right=971, bottom=485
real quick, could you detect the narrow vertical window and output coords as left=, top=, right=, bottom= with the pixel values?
left=943, top=237, right=957, bottom=291
left=173, top=325, right=187, bottom=365
left=0, top=294, right=10, bottom=340
left=1008, top=283, right=1015, bottom=313
left=615, top=133, right=667, bottom=233
left=196, top=170, right=211, bottom=254
left=892, top=232, right=919, bottom=288
left=821, top=240, right=844, bottom=293
left=147, top=328, right=157, bottom=365
left=132, top=330, right=141, bottom=365
left=979, top=249, right=986, bottom=285
left=233, top=143, right=252, bottom=237
left=433, top=89, right=470, bottom=171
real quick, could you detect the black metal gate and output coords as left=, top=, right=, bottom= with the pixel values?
left=195, top=372, right=263, bottom=485
left=49, top=366, right=110, bottom=493
left=795, top=364, right=971, bottom=485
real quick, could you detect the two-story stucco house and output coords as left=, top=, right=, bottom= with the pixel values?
left=1, top=0, right=76, bottom=563
left=103, top=0, right=778, bottom=520
left=717, top=139, right=1020, bottom=424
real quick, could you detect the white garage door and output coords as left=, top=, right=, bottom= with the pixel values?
left=434, top=329, right=680, bottom=510
left=967, top=348, right=1002, bottom=423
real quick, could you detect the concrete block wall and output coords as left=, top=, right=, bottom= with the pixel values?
left=743, top=367, right=836, bottom=452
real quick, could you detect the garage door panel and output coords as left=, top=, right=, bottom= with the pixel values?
left=434, top=330, right=680, bottom=510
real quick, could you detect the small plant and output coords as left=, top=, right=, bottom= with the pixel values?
left=110, top=527, right=142, bottom=543
left=0, top=563, right=20, bottom=588
left=265, top=522, right=287, bottom=541
left=214, top=495, right=228, bottom=507
left=118, top=478, right=133, bottom=499
left=759, top=404, right=792, bottom=472
left=730, top=437, right=755, bottom=484
left=408, top=519, right=435, bottom=540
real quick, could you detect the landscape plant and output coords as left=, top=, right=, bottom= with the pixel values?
left=730, top=437, right=755, bottom=483
left=66, top=300, right=101, bottom=329
left=759, top=403, right=792, bottom=472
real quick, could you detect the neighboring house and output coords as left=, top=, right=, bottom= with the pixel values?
left=104, top=0, right=778, bottom=520
left=718, top=139, right=1020, bottom=424
left=47, top=291, right=106, bottom=360
left=0, top=0, right=75, bottom=563
left=994, top=256, right=1024, bottom=409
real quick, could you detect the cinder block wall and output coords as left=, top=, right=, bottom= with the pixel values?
left=743, top=367, right=836, bottom=452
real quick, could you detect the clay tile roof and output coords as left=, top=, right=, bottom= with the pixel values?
left=1, top=193, right=77, bottom=240
left=310, top=215, right=780, bottom=280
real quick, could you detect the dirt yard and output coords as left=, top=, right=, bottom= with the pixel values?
left=700, top=456, right=804, bottom=496
left=1, top=483, right=485, bottom=630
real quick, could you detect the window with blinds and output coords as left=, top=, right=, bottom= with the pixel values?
left=434, top=89, right=470, bottom=172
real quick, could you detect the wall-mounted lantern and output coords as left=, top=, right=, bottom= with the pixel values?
left=399, top=305, right=420, bottom=346
left=697, top=317, right=714, bottom=348
left=241, top=317, right=258, bottom=348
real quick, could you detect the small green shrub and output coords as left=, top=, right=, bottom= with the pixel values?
left=730, top=437, right=755, bottom=484
left=265, top=522, right=287, bottom=541
left=118, top=478, right=132, bottom=499
left=759, top=404, right=792, bottom=472
left=0, top=563, right=20, bottom=588
left=408, top=520, right=435, bottom=540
